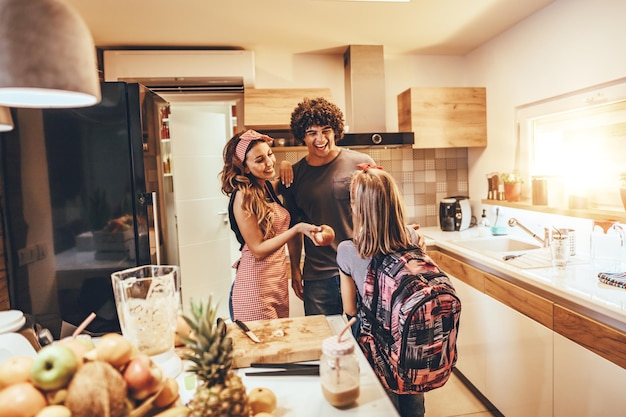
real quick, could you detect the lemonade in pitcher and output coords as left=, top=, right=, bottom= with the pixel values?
left=111, top=265, right=180, bottom=357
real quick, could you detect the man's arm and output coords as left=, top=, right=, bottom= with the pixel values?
left=287, top=234, right=304, bottom=300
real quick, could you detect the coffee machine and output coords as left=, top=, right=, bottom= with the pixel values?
left=439, top=196, right=471, bottom=231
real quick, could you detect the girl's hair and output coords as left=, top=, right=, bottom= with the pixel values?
left=220, top=131, right=275, bottom=240
left=290, top=97, right=344, bottom=143
left=351, top=168, right=412, bottom=258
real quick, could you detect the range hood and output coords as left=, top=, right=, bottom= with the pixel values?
left=340, top=45, right=413, bottom=147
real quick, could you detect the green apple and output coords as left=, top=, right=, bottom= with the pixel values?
left=30, top=344, right=79, bottom=391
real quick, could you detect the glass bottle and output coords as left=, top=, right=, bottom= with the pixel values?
left=320, top=335, right=360, bottom=408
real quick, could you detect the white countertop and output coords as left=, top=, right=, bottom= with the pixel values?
left=177, top=315, right=399, bottom=417
left=420, top=226, right=626, bottom=327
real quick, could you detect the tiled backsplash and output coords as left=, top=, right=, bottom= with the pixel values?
left=274, top=146, right=469, bottom=228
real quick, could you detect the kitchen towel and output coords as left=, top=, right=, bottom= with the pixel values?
left=597, top=272, right=626, bottom=289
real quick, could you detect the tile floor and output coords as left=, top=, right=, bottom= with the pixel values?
left=424, top=372, right=497, bottom=417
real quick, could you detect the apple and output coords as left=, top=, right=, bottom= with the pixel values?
left=248, top=387, right=277, bottom=414
left=0, top=356, right=34, bottom=389
left=89, top=333, right=133, bottom=368
left=122, top=354, right=164, bottom=400
left=0, top=382, right=47, bottom=417
left=314, top=225, right=335, bottom=246
left=30, top=344, right=78, bottom=391
left=57, top=336, right=95, bottom=368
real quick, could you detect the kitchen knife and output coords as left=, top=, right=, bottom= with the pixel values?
left=234, top=320, right=261, bottom=343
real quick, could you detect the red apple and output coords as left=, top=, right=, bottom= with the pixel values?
left=314, top=225, right=335, bottom=246
left=122, top=354, right=164, bottom=400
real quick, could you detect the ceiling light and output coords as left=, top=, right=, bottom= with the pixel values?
left=0, top=106, right=13, bottom=132
left=0, top=0, right=101, bottom=108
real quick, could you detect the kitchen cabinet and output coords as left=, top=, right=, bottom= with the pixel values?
left=244, top=88, right=333, bottom=129
left=554, top=332, right=626, bottom=416
left=433, top=251, right=552, bottom=417
left=429, top=247, right=626, bottom=417
left=397, top=87, right=486, bottom=148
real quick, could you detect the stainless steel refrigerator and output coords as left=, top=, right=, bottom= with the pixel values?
left=1, top=82, right=177, bottom=337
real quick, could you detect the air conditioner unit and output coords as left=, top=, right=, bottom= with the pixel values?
left=102, top=50, right=255, bottom=90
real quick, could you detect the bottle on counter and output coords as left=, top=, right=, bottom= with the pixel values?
left=478, top=209, right=490, bottom=236
left=320, top=335, right=360, bottom=408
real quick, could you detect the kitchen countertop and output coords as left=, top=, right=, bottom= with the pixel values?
left=420, top=226, right=626, bottom=329
left=178, top=315, right=399, bottom=417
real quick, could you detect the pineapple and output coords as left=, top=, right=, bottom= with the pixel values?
left=179, top=297, right=251, bottom=417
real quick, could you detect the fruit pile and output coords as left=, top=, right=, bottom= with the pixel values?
left=0, top=296, right=280, bottom=417
left=0, top=333, right=185, bottom=417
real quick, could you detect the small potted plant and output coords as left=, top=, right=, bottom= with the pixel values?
left=619, top=172, right=626, bottom=210
left=500, top=171, right=524, bottom=202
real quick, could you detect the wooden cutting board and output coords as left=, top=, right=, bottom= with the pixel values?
left=227, top=315, right=333, bottom=368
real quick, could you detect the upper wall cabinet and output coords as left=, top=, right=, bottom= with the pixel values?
left=244, top=88, right=333, bottom=129
left=398, top=87, right=487, bottom=148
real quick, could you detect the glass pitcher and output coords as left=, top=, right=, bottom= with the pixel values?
left=590, top=220, right=625, bottom=272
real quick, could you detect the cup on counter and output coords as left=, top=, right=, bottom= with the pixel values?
left=550, top=234, right=570, bottom=270
left=111, top=265, right=182, bottom=377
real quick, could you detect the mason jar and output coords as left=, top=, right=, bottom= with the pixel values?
left=320, top=335, right=360, bottom=408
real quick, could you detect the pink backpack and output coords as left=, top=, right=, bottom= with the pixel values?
left=358, top=247, right=461, bottom=394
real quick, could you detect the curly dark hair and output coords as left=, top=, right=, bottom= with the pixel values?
left=290, top=97, right=344, bottom=144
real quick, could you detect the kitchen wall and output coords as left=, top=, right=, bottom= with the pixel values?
left=464, top=0, right=626, bottom=218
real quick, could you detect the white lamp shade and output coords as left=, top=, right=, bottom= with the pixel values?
left=0, top=106, right=13, bottom=132
left=0, top=0, right=101, bottom=108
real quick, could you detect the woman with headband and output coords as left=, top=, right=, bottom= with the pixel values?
left=221, top=129, right=321, bottom=321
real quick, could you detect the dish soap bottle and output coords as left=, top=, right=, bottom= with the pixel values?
left=479, top=209, right=490, bottom=236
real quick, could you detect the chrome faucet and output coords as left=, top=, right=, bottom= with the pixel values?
left=508, top=218, right=549, bottom=247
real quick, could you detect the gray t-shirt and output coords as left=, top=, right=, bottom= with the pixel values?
left=280, top=148, right=375, bottom=281
left=336, top=226, right=422, bottom=297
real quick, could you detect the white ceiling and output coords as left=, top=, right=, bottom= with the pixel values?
left=65, top=0, right=554, bottom=55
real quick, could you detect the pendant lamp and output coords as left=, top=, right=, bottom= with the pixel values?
left=0, top=0, right=101, bottom=108
left=0, top=106, right=13, bottom=132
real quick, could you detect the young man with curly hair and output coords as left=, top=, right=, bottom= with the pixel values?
left=279, top=97, right=376, bottom=316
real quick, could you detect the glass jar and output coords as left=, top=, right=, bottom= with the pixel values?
left=591, top=220, right=625, bottom=272
left=320, top=335, right=360, bottom=408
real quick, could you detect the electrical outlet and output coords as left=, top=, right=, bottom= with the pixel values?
left=17, top=245, right=37, bottom=266
left=36, top=243, right=47, bottom=260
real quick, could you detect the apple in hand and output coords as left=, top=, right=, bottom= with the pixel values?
left=314, top=225, right=335, bottom=246
left=30, top=344, right=78, bottom=391
left=123, top=354, right=164, bottom=400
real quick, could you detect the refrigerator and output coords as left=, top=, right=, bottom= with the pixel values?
left=0, top=82, right=176, bottom=338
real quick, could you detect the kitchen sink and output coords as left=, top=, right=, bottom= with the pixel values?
left=452, top=236, right=543, bottom=253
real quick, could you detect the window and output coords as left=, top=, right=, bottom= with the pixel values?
left=517, top=77, right=626, bottom=212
